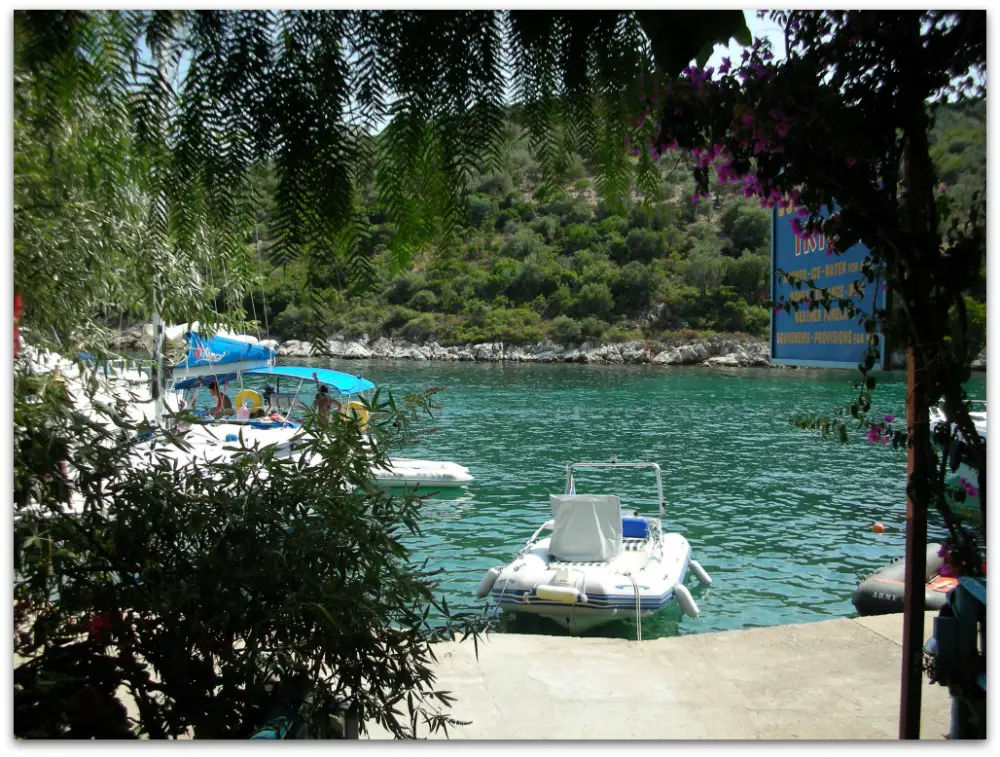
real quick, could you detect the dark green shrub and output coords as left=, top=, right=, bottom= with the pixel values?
left=561, top=223, right=598, bottom=254
left=401, top=313, right=443, bottom=342
left=499, top=228, right=546, bottom=259
left=467, top=194, right=498, bottom=227
left=535, top=214, right=560, bottom=242
left=386, top=271, right=430, bottom=306
left=476, top=172, right=513, bottom=196
left=612, top=261, right=662, bottom=314
left=407, top=289, right=440, bottom=312
left=579, top=316, right=607, bottom=340
left=574, top=282, right=615, bottom=318
left=550, top=315, right=582, bottom=343
left=624, top=228, right=666, bottom=263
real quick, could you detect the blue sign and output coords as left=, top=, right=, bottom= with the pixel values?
left=770, top=205, right=887, bottom=368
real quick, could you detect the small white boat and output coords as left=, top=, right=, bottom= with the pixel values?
left=370, top=458, right=473, bottom=489
left=476, top=460, right=711, bottom=635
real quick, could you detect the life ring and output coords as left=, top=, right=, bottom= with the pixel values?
left=346, top=401, right=370, bottom=428
left=235, top=389, right=262, bottom=412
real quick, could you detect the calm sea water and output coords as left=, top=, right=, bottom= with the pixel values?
left=280, top=359, right=986, bottom=640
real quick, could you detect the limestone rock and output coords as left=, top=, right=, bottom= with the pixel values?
left=340, top=341, right=371, bottom=359
left=704, top=354, right=743, bottom=368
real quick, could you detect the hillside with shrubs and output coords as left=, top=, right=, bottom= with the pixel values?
left=251, top=99, right=984, bottom=349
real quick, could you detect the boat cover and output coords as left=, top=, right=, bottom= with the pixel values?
left=548, top=494, right=623, bottom=563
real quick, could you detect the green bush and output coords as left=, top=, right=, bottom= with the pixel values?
left=515, top=202, right=537, bottom=222
left=383, top=306, right=419, bottom=333
left=385, top=271, right=430, bottom=306
left=467, top=194, right=498, bottom=227
left=603, top=325, right=637, bottom=343
left=613, top=261, right=662, bottom=314
left=579, top=316, right=607, bottom=340
left=723, top=252, right=770, bottom=304
left=494, top=207, right=520, bottom=232
left=509, top=253, right=562, bottom=302
left=499, top=227, right=546, bottom=259
left=535, top=214, right=561, bottom=242
left=476, top=172, right=514, bottom=196
left=545, top=285, right=575, bottom=318
left=407, top=289, right=440, bottom=312
left=561, top=223, right=598, bottom=254
left=624, top=228, right=666, bottom=263
left=719, top=198, right=770, bottom=255
left=574, top=281, right=615, bottom=318
left=401, top=313, right=443, bottom=342
left=550, top=315, right=582, bottom=343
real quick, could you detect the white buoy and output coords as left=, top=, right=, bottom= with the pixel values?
left=475, top=567, right=502, bottom=599
left=673, top=583, right=700, bottom=619
left=689, top=559, right=712, bottom=586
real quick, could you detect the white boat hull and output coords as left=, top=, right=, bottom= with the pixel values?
left=491, top=532, right=696, bottom=633
left=371, top=458, right=473, bottom=488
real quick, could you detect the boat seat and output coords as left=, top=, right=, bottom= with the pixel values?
left=549, top=494, right=623, bottom=563
left=622, top=516, right=649, bottom=539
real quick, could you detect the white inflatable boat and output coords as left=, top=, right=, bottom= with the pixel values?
left=370, top=458, right=474, bottom=489
left=476, top=460, right=711, bottom=634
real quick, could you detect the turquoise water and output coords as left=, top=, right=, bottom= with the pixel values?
left=282, top=359, right=986, bottom=640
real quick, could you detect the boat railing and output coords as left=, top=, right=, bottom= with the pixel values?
left=564, top=460, right=665, bottom=518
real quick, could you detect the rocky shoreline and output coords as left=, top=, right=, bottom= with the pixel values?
left=275, top=334, right=773, bottom=367
left=112, top=328, right=986, bottom=370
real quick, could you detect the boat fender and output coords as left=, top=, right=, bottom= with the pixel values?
left=475, top=567, right=502, bottom=599
left=673, top=583, right=699, bottom=619
left=536, top=584, right=587, bottom=604
left=689, top=559, right=712, bottom=586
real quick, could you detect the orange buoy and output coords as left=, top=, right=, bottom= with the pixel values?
left=872, top=523, right=885, bottom=534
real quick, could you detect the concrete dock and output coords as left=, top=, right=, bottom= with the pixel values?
left=365, top=611, right=951, bottom=740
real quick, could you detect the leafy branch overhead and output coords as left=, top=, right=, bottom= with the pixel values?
left=14, top=9, right=749, bottom=350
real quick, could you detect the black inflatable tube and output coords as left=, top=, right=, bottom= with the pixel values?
left=852, top=543, right=951, bottom=616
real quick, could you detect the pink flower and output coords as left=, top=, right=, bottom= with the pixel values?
left=883, top=414, right=895, bottom=424
left=775, top=122, right=791, bottom=138
left=939, top=563, right=955, bottom=577
left=719, top=57, right=732, bottom=75
left=790, top=218, right=803, bottom=236
left=690, top=194, right=700, bottom=204
left=938, top=544, right=950, bottom=558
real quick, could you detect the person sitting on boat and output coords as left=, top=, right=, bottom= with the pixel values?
left=207, top=380, right=233, bottom=416
left=312, top=385, right=341, bottom=421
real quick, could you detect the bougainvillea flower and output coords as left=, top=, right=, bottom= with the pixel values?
left=883, top=414, right=895, bottom=424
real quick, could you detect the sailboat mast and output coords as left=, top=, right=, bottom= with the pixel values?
left=151, top=310, right=165, bottom=427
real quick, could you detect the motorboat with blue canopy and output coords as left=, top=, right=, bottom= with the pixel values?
left=170, top=362, right=473, bottom=489
left=476, top=460, right=711, bottom=635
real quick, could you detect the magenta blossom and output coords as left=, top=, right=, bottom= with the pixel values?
left=883, top=414, right=895, bottom=424
left=689, top=194, right=700, bottom=204
left=939, top=563, right=955, bottom=577
left=719, top=57, right=732, bottom=75
left=775, top=122, right=791, bottom=138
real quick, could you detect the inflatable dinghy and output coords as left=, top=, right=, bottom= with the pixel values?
left=851, top=543, right=957, bottom=616
left=477, top=460, right=711, bottom=634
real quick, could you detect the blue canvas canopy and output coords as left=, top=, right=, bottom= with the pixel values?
left=245, top=366, right=376, bottom=396
left=175, top=332, right=275, bottom=371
